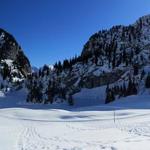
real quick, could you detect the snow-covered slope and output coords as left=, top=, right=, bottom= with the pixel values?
left=1, top=91, right=150, bottom=150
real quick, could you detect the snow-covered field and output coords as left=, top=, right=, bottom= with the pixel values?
left=1, top=90, right=150, bottom=150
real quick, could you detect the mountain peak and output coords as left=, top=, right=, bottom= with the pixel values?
left=134, top=14, right=150, bottom=26
left=0, top=28, right=31, bottom=76
left=139, top=14, right=150, bottom=20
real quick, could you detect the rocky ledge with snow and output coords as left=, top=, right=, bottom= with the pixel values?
left=0, top=28, right=31, bottom=91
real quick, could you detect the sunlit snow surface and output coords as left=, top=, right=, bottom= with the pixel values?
left=1, top=90, right=150, bottom=150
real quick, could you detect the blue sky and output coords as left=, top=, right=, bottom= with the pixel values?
left=0, top=0, right=150, bottom=67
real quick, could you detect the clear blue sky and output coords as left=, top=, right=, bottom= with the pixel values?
left=0, top=0, right=150, bottom=67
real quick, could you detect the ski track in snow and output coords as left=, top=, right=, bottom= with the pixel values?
left=15, top=121, right=116, bottom=150
left=17, top=125, right=52, bottom=150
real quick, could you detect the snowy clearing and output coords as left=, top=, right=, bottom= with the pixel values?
left=1, top=90, right=150, bottom=150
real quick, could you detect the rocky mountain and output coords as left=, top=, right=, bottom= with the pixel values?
left=0, top=28, right=31, bottom=90
left=26, top=14, right=150, bottom=105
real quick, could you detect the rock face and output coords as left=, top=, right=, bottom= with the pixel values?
left=0, top=28, right=31, bottom=92
left=82, top=14, right=150, bottom=59
left=26, top=14, right=150, bottom=105
left=0, top=28, right=31, bottom=77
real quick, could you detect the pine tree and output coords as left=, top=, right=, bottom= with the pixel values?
left=2, top=63, right=10, bottom=80
left=29, top=82, right=43, bottom=103
left=132, top=81, right=138, bottom=95
left=58, top=61, right=62, bottom=71
left=39, top=69, right=42, bottom=77
left=127, top=77, right=133, bottom=96
left=133, top=64, right=139, bottom=76
left=123, top=50, right=127, bottom=64
left=42, top=65, right=50, bottom=76
left=112, top=53, right=116, bottom=69
left=141, top=70, right=145, bottom=80
left=145, top=74, right=150, bottom=88
left=127, top=77, right=138, bottom=96
left=26, top=92, right=31, bottom=103
left=128, top=34, right=132, bottom=42
left=105, top=85, right=115, bottom=104
left=68, top=94, right=74, bottom=106
left=60, top=87, right=66, bottom=99
left=46, top=80, right=54, bottom=104
left=123, top=83, right=127, bottom=97
left=118, top=85, right=123, bottom=98
left=54, top=62, right=58, bottom=69
left=94, top=55, right=98, bottom=65
left=0, top=83, right=4, bottom=90
left=105, top=87, right=110, bottom=104
left=139, top=18, right=143, bottom=30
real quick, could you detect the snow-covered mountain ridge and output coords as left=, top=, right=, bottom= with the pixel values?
left=25, top=14, right=150, bottom=105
